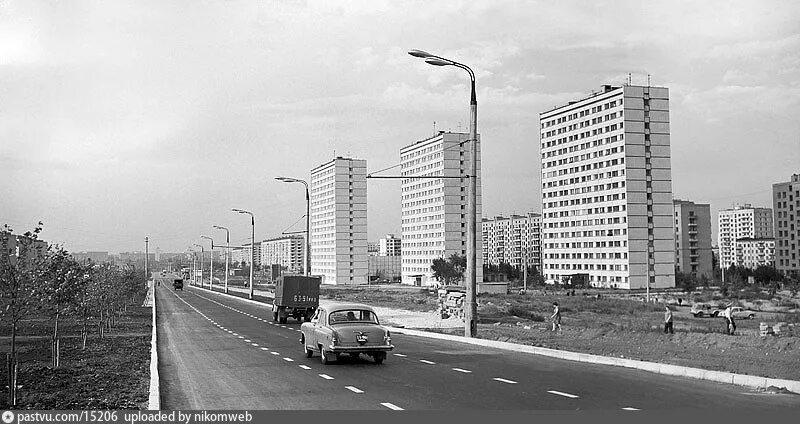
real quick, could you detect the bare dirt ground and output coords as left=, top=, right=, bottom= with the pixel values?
left=322, top=285, right=800, bottom=381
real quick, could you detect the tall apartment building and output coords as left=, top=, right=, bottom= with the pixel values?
left=718, top=204, right=773, bottom=269
left=539, top=84, right=675, bottom=289
left=260, top=236, right=305, bottom=274
left=310, top=157, right=368, bottom=285
left=379, top=234, right=402, bottom=256
left=735, top=238, right=775, bottom=269
left=231, top=242, right=261, bottom=268
left=773, top=174, right=800, bottom=274
left=673, top=199, right=713, bottom=279
left=482, top=212, right=542, bottom=269
left=400, top=131, right=483, bottom=286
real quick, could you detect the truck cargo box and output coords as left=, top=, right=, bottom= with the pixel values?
left=274, top=275, right=321, bottom=308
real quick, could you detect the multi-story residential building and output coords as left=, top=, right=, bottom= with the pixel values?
left=735, top=238, right=775, bottom=269
left=379, top=234, right=402, bottom=256
left=718, top=204, right=773, bottom=269
left=231, top=242, right=261, bottom=268
left=539, top=84, right=675, bottom=289
left=400, top=131, right=483, bottom=286
left=260, top=236, right=305, bottom=274
left=310, top=157, right=368, bottom=285
left=71, top=251, right=111, bottom=264
left=673, top=199, right=713, bottom=279
left=773, top=174, right=800, bottom=274
left=367, top=242, right=379, bottom=256
left=482, top=213, right=542, bottom=270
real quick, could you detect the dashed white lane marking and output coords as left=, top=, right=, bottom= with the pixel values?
left=237, top=336, right=245, bottom=339
left=345, top=386, right=364, bottom=394
left=381, top=402, right=403, bottom=410
left=319, top=374, right=334, bottom=380
left=244, top=339, right=251, bottom=342
left=299, top=365, right=311, bottom=370
left=393, top=353, right=407, bottom=357
left=452, top=368, right=472, bottom=373
left=260, top=347, right=269, bottom=351
left=419, top=360, right=436, bottom=365
left=271, top=352, right=280, bottom=355
left=251, top=343, right=259, bottom=347
left=548, top=390, right=579, bottom=399
left=622, top=407, right=640, bottom=411
left=493, top=378, right=517, bottom=384
left=283, top=357, right=294, bottom=362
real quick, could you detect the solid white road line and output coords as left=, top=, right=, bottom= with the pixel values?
left=345, top=386, right=364, bottom=394
left=419, top=360, right=436, bottom=365
left=319, top=374, right=334, bottom=380
left=452, top=368, right=472, bottom=373
left=622, top=407, right=640, bottom=411
left=548, top=390, right=579, bottom=399
left=393, top=353, right=407, bottom=357
left=493, top=378, right=518, bottom=384
left=299, top=365, right=311, bottom=370
left=381, top=402, right=403, bottom=410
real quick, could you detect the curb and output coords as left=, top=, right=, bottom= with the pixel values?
left=147, top=284, right=160, bottom=410
left=386, top=327, right=800, bottom=395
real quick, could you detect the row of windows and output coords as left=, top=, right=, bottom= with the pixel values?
left=546, top=263, right=629, bottom=271
left=545, top=181, right=625, bottom=198
left=544, top=240, right=628, bottom=248
left=400, top=142, right=442, bottom=163
left=402, top=187, right=443, bottom=201
left=543, top=112, right=620, bottom=139
left=542, top=170, right=625, bottom=190
left=545, top=193, right=625, bottom=208
left=775, top=190, right=799, bottom=199
left=543, top=152, right=624, bottom=171
left=402, top=205, right=447, bottom=216
left=402, top=195, right=444, bottom=209
left=545, top=274, right=629, bottom=284
left=542, top=123, right=622, bottom=147
left=401, top=151, right=443, bottom=168
left=402, top=214, right=446, bottom=224
left=541, top=99, right=620, bottom=129
left=545, top=216, right=627, bottom=228
left=543, top=204, right=627, bottom=219
left=402, top=178, right=442, bottom=192
left=546, top=252, right=628, bottom=260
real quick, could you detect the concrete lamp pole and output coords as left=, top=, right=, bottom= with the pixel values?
left=408, top=49, right=478, bottom=338
left=213, top=225, right=230, bottom=294
left=232, top=208, right=255, bottom=300
left=192, top=243, right=204, bottom=288
left=201, top=235, right=214, bottom=291
left=275, top=177, right=311, bottom=276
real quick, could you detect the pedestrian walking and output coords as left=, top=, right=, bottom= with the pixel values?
left=551, top=302, right=562, bottom=332
left=723, top=304, right=736, bottom=335
left=664, top=305, right=674, bottom=334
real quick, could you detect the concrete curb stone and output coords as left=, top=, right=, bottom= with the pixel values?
left=147, top=283, right=160, bottom=410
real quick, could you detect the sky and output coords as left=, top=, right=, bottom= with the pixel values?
left=1, top=0, right=799, bottom=254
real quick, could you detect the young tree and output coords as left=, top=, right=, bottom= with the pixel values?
left=39, top=245, right=85, bottom=367
left=431, top=254, right=467, bottom=286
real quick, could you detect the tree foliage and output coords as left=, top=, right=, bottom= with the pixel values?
left=431, top=253, right=466, bottom=286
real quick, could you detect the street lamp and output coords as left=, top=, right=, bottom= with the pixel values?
left=409, top=48, right=478, bottom=338
left=192, top=243, right=204, bottom=288
left=232, top=208, right=255, bottom=300
left=188, top=247, right=197, bottom=285
left=213, top=225, right=230, bottom=294
left=201, top=235, right=214, bottom=291
left=275, top=176, right=311, bottom=276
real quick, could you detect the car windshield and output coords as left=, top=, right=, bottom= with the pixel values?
left=328, top=309, right=379, bottom=325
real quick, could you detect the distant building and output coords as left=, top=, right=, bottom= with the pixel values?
left=71, top=251, right=111, bottom=264
left=482, top=212, right=541, bottom=270
left=540, top=84, right=675, bottom=289
left=735, top=238, right=775, bottom=269
left=310, top=156, right=368, bottom=285
left=231, top=243, right=261, bottom=268
left=0, top=231, right=47, bottom=265
left=368, top=256, right=402, bottom=282
left=400, top=131, right=483, bottom=287
left=773, top=174, right=800, bottom=274
left=367, top=242, right=379, bottom=257
left=379, top=234, right=402, bottom=256
left=673, top=200, right=713, bottom=279
left=718, top=204, right=773, bottom=269
left=260, top=236, right=305, bottom=274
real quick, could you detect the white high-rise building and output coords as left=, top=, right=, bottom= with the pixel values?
left=310, top=157, right=368, bottom=285
left=400, top=131, right=483, bottom=286
left=379, top=234, right=402, bottom=256
left=260, top=236, right=305, bottom=274
left=482, top=213, right=542, bottom=269
left=539, top=84, right=675, bottom=289
left=718, top=204, right=773, bottom=269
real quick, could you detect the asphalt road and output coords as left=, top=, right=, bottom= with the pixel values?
left=154, top=274, right=800, bottom=410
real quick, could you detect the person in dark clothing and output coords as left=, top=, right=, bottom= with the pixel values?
left=664, top=305, right=674, bottom=334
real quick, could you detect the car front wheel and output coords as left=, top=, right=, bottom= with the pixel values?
left=748, top=314, right=755, bottom=319
left=320, top=347, right=331, bottom=365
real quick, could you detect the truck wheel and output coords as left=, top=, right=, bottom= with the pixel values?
left=273, top=312, right=278, bottom=322
left=374, top=352, right=386, bottom=365
left=696, top=312, right=703, bottom=318
left=279, top=316, right=287, bottom=324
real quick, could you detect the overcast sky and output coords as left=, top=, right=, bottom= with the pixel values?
left=2, top=0, right=798, bottom=254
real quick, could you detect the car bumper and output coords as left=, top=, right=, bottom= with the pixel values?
left=328, top=345, right=394, bottom=353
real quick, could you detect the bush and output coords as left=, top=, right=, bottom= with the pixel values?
left=507, top=306, right=546, bottom=322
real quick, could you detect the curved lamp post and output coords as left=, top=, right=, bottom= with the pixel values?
left=275, top=176, right=311, bottom=276
left=213, top=225, right=230, bottom=294
left=192, top=243, right=204, bottom=288
left=408, top=49, right=478, bottom=338
left=232, top=208, right=255, bottom=299
left=200, top=235, right=214, bottom=291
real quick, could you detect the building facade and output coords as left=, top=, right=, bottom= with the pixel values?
left=400, top=131, right=483, bottom=286
left=379, top=234, right=402, bottom=256
left=718, top=204, right=773, bottom=269
left=539, top=84, right=675, bottom=289
left=368, top=256, right=402, bottom=282
left=310, top=157, right=368, bottom=285
left=260, top=236, right=305, bottom=274
left=481, top=212, right=542, bottom=269
left=231, top=242, right=261, bottom=268
left=773, top=174, right=800, bottom=274
left=735, top=238, right=775, bottom=269
left=673, top=199, right=713, bottom=279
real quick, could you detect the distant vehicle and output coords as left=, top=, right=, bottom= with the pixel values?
left=690, top=303, right=722, bottom=318
left=300, top=303, right=394, bottom=365
left=729, top=306, right=756, bottom=320
left=272, top=275, right=321, bottom=324
left=173, top=279, right=184, bottom=291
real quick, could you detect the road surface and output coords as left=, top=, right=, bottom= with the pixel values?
left=154, top=274, right=800, bottom=410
